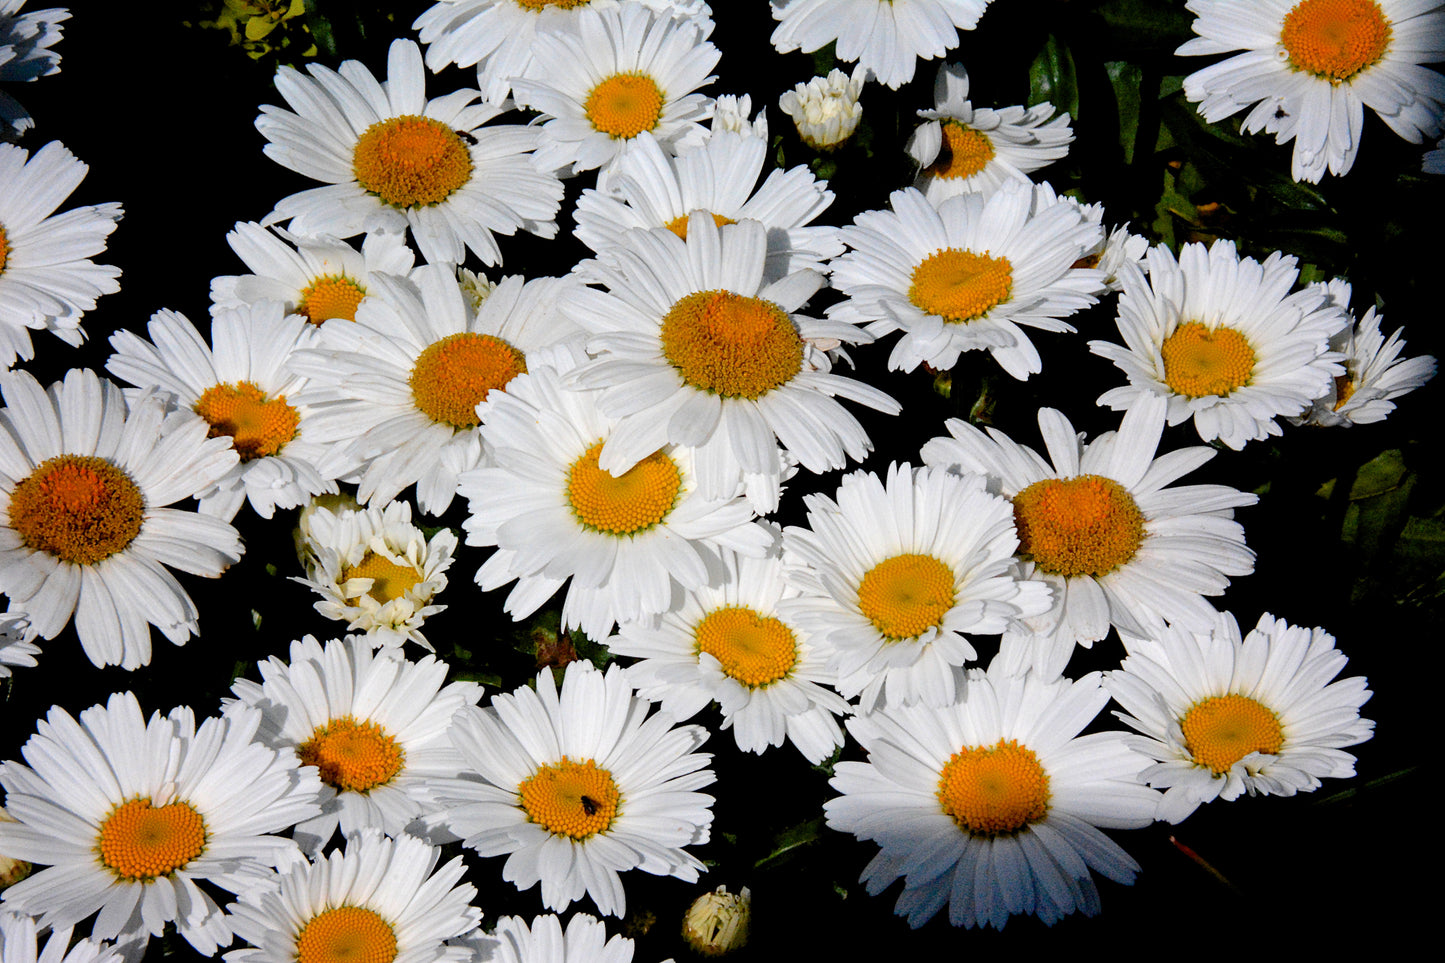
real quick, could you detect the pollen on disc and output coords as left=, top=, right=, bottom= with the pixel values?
left=97, top=797, right=208, bottom=880
left=908, top=248, right=1014, bottom=324
left=297, top=716, right=406, bottom=793
left=8, top=454, right=146, bottom=565
left=1012, top=474, right=1146, bottom=578
left=936, top=738, right=1050, bottom=836
left=519, top=756, right=621, bottom=839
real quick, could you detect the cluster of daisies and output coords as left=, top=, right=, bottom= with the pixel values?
left=0, top=0, right=1438, bottom=958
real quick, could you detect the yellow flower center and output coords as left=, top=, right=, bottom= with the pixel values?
left=1333, top=373, right=1357, bottom=410
left=660, top=289, right=803, bottom=399
left=192, top=381, right=300, bottom=461
left=937, top=738, right=1050, bottom=836
left=96, top=797, right=207, bottom=880
left=298, top=274, right=367, bottom=324
left=1181, top=694, right=1284, bottom=775
left=0, top=224, right=9, bottom=274
left=518, top=757, right=620, bottom=839
left=925, top=121, right=996, bottom=180
left=694, top=605, right=799, bottom=688
left=1281, top=0, right=1392, bottom=83
left=352, top=115, right=474, bottom=209
left=1160, top=322, right=1256, bottom=398
left=516, top=0, right=591, bottom=8
left=585, top=73, right=664, bottom=139
left=409, top=332, right=527, bottom=429
left=665, top=211, right=736, bottom=240
left=296, top=906, right=398, bottom=963
left=566, top=441, right=681, bottom=535
left=8, top=454, right=146, bottom=565
left=856, top=553, right=955, bottom=641
left=1012, top=475, right=1145, bottom=578
left=297, top=716, right=406, bottom=794
left=908, top=249, right=1014, bottom=324
left=341, top=551, right=423, bottom=604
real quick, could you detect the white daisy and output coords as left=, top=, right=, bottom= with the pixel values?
left=922, top=396, right=1257, bottom=677
left=461, top=364, right=773, bottom=641
left=0, top=369, right=242, bottom=670
left=777, top=67, right=865, bottom=151
left=209, top=222, right=415, bottom=325
left=431, top=661, right=714, bottom=917
left=293, top=500, right=457, bottom=650
left=780, top=463, right=1050, bottom=712
left=228, top=636, right=483, bottom=854
left=770, top=0, right=991, bottom=90
left=225, top=829, right=480, bottom=963
left=257, top=38, right=563, bottom=267
left=1089, top=239, right=1350, bottom=449
left=907, top=62, right=1073, bottom=203
left=609, top=549, right=851, bottom=764
left=106, top=303, right=338, bottom=522
left=0, top=611, right=35, bottom=677
left=829, top=183, right=1104, bottom=378
left=825, top=666, right=1159, bottom=929
left=0, top=141, right=121, bottom=369
left=1, top=911, right=121, bottom=963
left=1031, top=181, right=1150, bottom=296
left=573, top=130, right=844, bottom=282
left=0, top=2, right=67, bottom=134
left=289, top=265, right=585, bottom=515
left=1105, top=611, right=1374, bottom=824
left=510, top=4, right=719, bottom=177
left=480, top=914, right=638, bottom=963
left=566, top=216, right=898, bottom=514
left=1177, top=0, right=1445, bottom=182
left=0, top=693, right=322, bottom=956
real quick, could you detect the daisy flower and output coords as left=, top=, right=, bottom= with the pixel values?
left=1031, top=181, right=1150, bottom=296
left=778, top=67, right=864, bottom=151
left=106, top=302, right=338, bottom=522
left=1089, top=239, right=1349, bottom=449
left=907, top=62, right=1074, bottom=204
left=609, top=550, right=851, bottom=764
left=257, top=38, right=563, bottom=267
left=573, top=130, right=844, bottom=282
left=225, top=829, right=480, bottom=963
left=209, top=222, right=414, bottom=325
left=1, top=911, right=121, bottom=963
left=710, top=93, right=768, bottom=138
left=1105, top=611, right=1374, bottom=823
left=461, top=364, right=773, bottom=641
left=0, top=612, right=36, bottom=678
left=510, top=4, right=719, bottom=177
left=289, top=265, right=584, bottom=515
left=0, top=693, right=322, bottom=956
left=829, top=184, right=1104, bottom=378
left=481, top=914, right=640, bottom=963
left=228, top=636, right=483, bottom=853
left=0, top=141, right=121, bottom=369
left=825, top=667, right=1159, bottom=930
left=0, top=368, right=242, bottom=670
left=432, top=661, right=714, bottom=917
left=1177, top=0, right=1445, bottom=182
left=780, top=463, right=1051, bottom=711
left=770, top=0, right=991, bottom=90
left=566, top=216, right=898, bottom=514
left=921, top=396, right=1258, bottom=677
left=0, top=2, right=67, bottom=134
left=293, top=499, right=457, bottom=650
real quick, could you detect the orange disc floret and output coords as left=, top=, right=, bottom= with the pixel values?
left=856, top=553, right=956, bottom=641
left=193, top=381, right=300, bottom=461
left=566, top=441, right=681, bottom=535
left=936, top=738, right=1050, bottom=836
left=298, top=274, right=367, bottom=324
left=96, top=797, right=207, bottom=880
left=518, top=756, right=621, bottom=839
left=1181, top=693, right=1284, bottom=775
left=1281, top=0, right=1392, bottom=83
left=925, top=121, right=996, bottom=181
left=660, top=289, right=803, bottom=399
left=341, top=551, right=423, bottom=605
left=409, top=332, right=527, bottom=429
left=665, top=211, right=736, bottom=240
left=296, top=906, right=399, bottom=963
left=908, top=248, right=1014, bottom=324
left=1012, top=474, right=1145, bottom=578
left=353, top=115, right=474, bottom=209
left=1160, top=322, right=1256, bottom=398
left=8, top=454, right=145, bottom=565
left=585, top=73, right=665, bottom=139
left=695, top=606, right=799, bottom=688
left=0, top=224, right=9, bottom=274
left=297, top=716, right=406, bottom=793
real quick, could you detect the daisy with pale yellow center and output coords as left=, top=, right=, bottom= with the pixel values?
left=227, top=636, right=482, bottom=853
left=226, top=829, right=480, bottom=963
left=922, top=395, right=1257, bottom=678
left=432, top=661, right=715, bottom=917
left=1106, top=611, right=1374, bottom=823
left=1090, top=239, right=1349, bottom=450
left=1177, top=0, right=1445, bottom=182
left=825, top=666, right=1160, bottom=929
left=0, top=693, right=322, bottom=957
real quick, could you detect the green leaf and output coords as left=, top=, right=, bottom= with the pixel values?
left=754, top=817, right=826, bottom=871
left=1028, top=34, right=1078, bottom=120
left=1106, top=61, right=1143, bottom=164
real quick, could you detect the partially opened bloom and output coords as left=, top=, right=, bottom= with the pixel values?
left=778, top=68, right=864, bottom=150
left=0, top=693, right=321, bottom=957
left=0, top=369, right=242, bottom=670
left=0, top=911, right=121, bottom=963
left=225, top=830, right=480, bottom=963
left=433, top=661, right=715, bottom=917
left=1177, top=0, right=1445, bottom=182
left=1106, top=611, right=1374, bottom=823
left=825, top=667, right=1159, bottom=929
left=1090, top=240, right=1349, bottom=449
left=257, top=38, right=563, bottom=266
left=0, top=141, right=121, bottom=369
left=228, top=637, right=482, bottom=853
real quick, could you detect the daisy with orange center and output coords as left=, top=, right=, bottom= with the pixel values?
left=922, top=395, right=1257, bottom=679
left=825, top=667, right=1160, bottom=930
left=1177, top=0, right=1445, bottom=182
left=433, top=661, right=715, bottom=917
left=1106, top=611, right=1374, bottom=823
left=0, top=693, right=322, bottom=957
